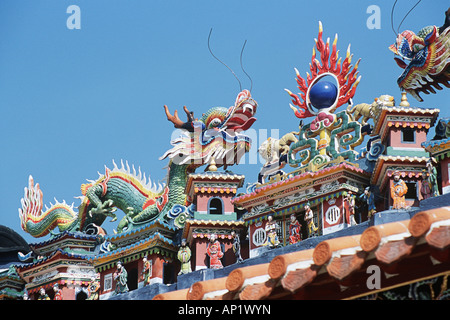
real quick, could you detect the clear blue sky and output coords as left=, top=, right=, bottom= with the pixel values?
left=0, top=1, right=448, bottom=244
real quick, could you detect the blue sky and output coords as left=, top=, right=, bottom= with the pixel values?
left=0, top=1, right=448, bottom=244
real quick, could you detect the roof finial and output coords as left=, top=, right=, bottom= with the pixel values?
left=399, top=91, right=410, bottom=107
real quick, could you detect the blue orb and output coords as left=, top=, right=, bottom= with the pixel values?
left=309, top=81, right=338, bottom=110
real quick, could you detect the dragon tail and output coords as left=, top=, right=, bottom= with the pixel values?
left=18, top=175, right=78, bottom=238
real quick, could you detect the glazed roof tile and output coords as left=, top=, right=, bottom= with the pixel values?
left=28, top=230, right=98, bottom=248
left=105, top=219, right=176, bottom=242
left=16, top=248, right=93, bottom=271
left=156, top=205, right=450, bottom=300
left=91, top=231, right=174, bottom=262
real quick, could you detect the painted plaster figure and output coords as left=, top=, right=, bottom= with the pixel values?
left=206, top=234, right=224, bottom=269
left=142, top=256, right=151, bottom=285
left=23, top=291, right=29, bottom=300
left=53, top=283, right=63, bottom=300
left=344, top=191, right=357, bottom=226
left=231, top=230, right=243, bottom=263
left=114, top=261, right=129, bottom=295
left=421, top=169, right=432, bottom=200
left=263, top=215, right=280, bottom=247
left=87, top=276, right=100, bottom=300
left=177, top=238, right=192, bottom=275
left=427, top=159, right=440, bottom=197
left=360, top=186, right=376, bottom=218
left=289, top=214, right=302, bottom=244
left=38, top=287, right=50, bottom=300
left=304, top=203, right=318, bottom=238
left=391, top=171, right=408, bottom=210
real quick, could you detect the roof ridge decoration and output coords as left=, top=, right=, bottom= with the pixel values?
left=258, top=22, right=375, bottom=184
left=19, top=89, right=258, bottom=239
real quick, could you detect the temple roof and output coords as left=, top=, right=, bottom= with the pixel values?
left=153, top=205, right=450, bottom=300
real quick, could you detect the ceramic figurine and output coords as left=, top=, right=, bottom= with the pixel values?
left=360, top=186, right=376, bottom=218
left=288, top=214, right=302, bottom=244
left=38, top=287, right=50, bottom=300
left=87, top=276, right=100, bottom=300
left=427, top=159, right=440, bottom=197
left=263, top=215, right=281, bottom=247
left=142, top=256, right=151, bottom=285
left=113, top=260, right=129, bottom=295
left=231, top=230, right=244, bottom=263
left=344, top=191, right=357, bottom=226
left=206, top=234, right=224, bottom=269
left=420, top=169, right=432, bottom=200
left=391, top=171, right=408, bottom=210
left=304, top=203, right=318, bottom=237
left=53, top=283, right=63, bottom=300
left=177, top=238, right=192, bottom=275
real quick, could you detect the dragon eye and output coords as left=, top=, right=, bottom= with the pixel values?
left=209, top=118, right=222, bottom=128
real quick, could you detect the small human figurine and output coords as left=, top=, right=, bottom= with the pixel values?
left=87, top=276, right=100, bottom=300
left=177, top=238, right=192, bottom=275
left=391, top=170, right=408, bottom=209
left=53, top=283, right=63, bottom=300
left=231, top=230, right=243, bottom=263
left=263, top=215, right=280, bottom=247
left=420, top=169, right=432, bottom=200
left=344, top=191, right=357, bottom=226
left=114, top=260, right=129, bottom=295
left=38, top=287, right=50, bottom=300
left=360, top=186, right=376, bottom=218
left=427, top=158, right=440, bottom=197
left=22, top=291, right=30, bottom=300
left=304, top=203, right=318, bottom=238
left=288, top=214, right=302, bottom=244
left=206, top=234, right=224, bottom=269
left=142, top=256, right=152, bottom=285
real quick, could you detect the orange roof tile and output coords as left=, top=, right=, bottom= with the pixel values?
left=187, top=277, right=229, bottom=300
left=225, top=263, right=270, bottom=293
left=156, top=206, right=450, bottom=300
left=152, top=288, right=189, bottom=300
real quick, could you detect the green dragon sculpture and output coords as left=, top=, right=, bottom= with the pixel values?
left=19, top=89, right=257, bottom=238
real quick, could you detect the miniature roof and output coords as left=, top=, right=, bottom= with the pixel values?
left=154, top=206, right=450, bottom=300
left=28, top=230, right=98, bottom=250
left=185, top=171, right=245, bottom=196
left=370, top=155, right=429, bottom=187
left=182, top=219, right=246, bottom=241
left=105, top=218, right=176, bottom=244
left=233, top=162, right=369, bottom=206
left=372, top=105, right=439, bottom=139
left=16, top=248, right=93, bottom=272
left=90, top=232, right=176, bottom=270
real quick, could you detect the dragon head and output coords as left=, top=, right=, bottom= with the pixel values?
left=161, top=89, right=257, bottom=169
left=388, top=25, right=449, bottom=101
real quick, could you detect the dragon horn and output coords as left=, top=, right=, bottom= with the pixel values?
left=163, top=105, right=184, bottom=128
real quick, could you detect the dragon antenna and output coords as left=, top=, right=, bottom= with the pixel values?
left=391, top=0, right=399, bottom=36
left=397, top=0, right=423, bottom=34
left=240, top=39, right=253, bottom=92
left=208, top=28, right=242, bottom=92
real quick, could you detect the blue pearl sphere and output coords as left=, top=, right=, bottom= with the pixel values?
left=309, top=80, right=338, bottom=110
